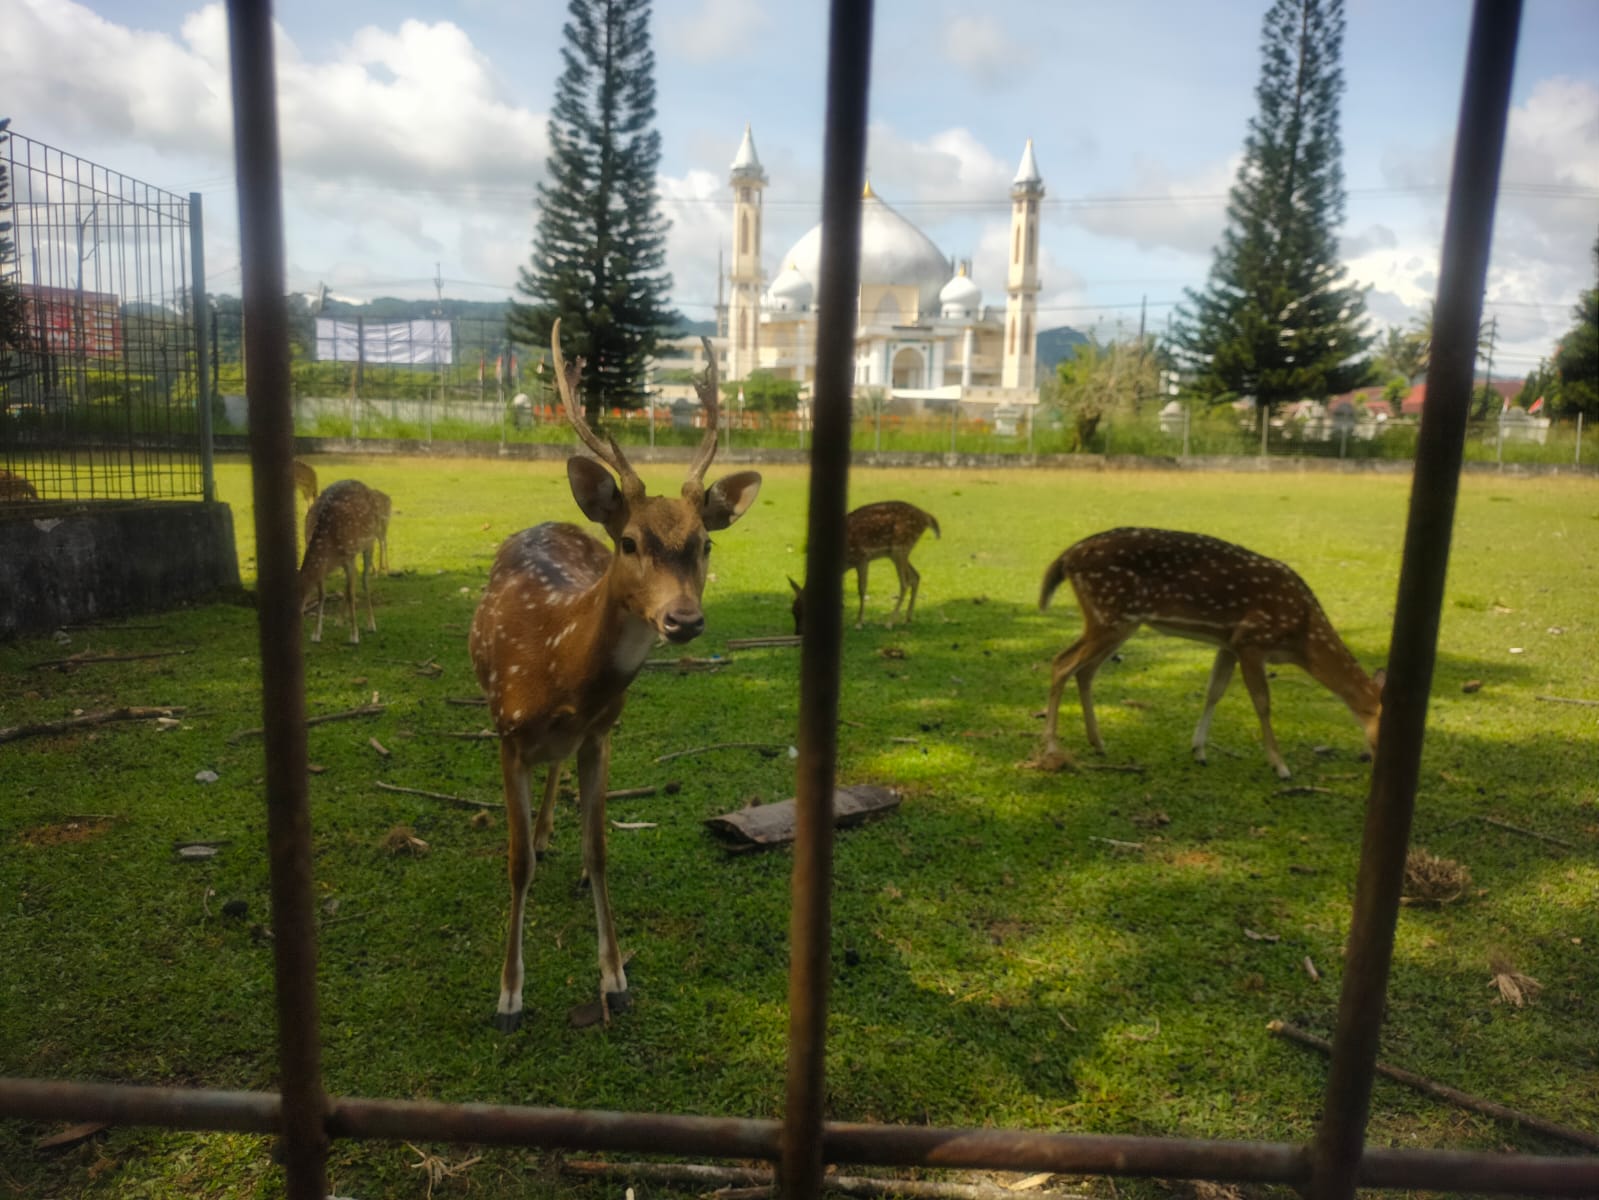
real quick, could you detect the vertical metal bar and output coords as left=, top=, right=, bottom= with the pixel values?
left=190, top=193, right=215, bottom=502
left=782, top=1, right=873, bottom=1196
left=224, top=3, right=328, bottom=1198
left=1309, top=3, right=1522, bottom=1198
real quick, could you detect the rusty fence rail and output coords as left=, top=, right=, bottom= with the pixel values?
left=4, top=0, right=1598, bottom=1198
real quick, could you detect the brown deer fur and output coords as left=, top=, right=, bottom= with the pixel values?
left=790, top=500, right=940, bottom=633
left=299, top=479, right=387, bottom=644
left=468, top=321, right=760, bottom=1031
left=1037, top=527, right=1384, bottom=779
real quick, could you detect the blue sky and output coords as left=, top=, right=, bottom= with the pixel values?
left=5, top=0, right=1597, bottom=374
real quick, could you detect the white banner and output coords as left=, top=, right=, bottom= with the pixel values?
left=315, top=318, right=454, bottom=365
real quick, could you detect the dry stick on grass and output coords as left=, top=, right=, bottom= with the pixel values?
left=27, top=649, right=192, bottom=670
left=444, top=696, right=488, bottom=707
left=655, top=741, right=788, bottom=764
left=374, top=781, right=496, bottom=810
left=726, top=635, right=803, bottom=649
left=228, top=703, right=386, bottom=745
left=1267, top=1020, right=1599, bottom=1152
left=1534, top=693, right=1599, bottom=708
left=1277, top=784, right=1336, bottom=796
left=560, top=1160, right=1091, bottom=1200
left=1478, top=815, right=1574, bottom=850
left=0, top=706, right=185, bottom=745
left=640, top=656, right=730, bottom=671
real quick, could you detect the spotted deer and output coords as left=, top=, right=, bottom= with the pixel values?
left=299, top=479, right=388, bottom=644
left=789, top=500, right=940, bottom=633
left=469, top=320, right=761, bottom=1031
left=1037, top=527, right=1384, bottom=779
left=292, top=459, right=319, bottom=503
left=0, top=470, right=39, bottom=501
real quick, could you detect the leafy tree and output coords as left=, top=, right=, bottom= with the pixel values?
left=1552, top=232, right=1598, bottom=418
left=1052, top=337, right=1164, bottom=450
left=1, top=117, right=36, bottom=387
left=1170, top=0, right=1370, bottom=432
left=725, top=369, right=802, bottom=414
left=1369, top=324, right=1426, bottom=384
left=509, top=0, right=675, bottom=414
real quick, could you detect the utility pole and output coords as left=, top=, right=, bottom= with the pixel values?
left=1480, top=313, right=1498, bottom=410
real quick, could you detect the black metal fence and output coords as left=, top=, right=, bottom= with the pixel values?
left=3, top=1, right=1596, bottom=1198
left=0, top=128, right=212, bottom=502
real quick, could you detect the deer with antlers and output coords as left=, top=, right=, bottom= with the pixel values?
left=789, top=500, right=940, bottom=633
left=1036, top=527, right=1384, bottom=779
left=469, top=321, right=761, bottom=1031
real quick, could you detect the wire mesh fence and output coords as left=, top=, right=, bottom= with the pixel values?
left=0, top=128, right=206, bottom=501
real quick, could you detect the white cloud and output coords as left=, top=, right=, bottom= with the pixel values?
left=661, top=0, right=770, bottom=63
left=1068, top=155, right=1238, bottom=257
left=940, top=15, right=1033, bottom=90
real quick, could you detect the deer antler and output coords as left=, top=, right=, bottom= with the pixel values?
left=550, top=319, right=643, bottom=500
left=682, top=336, right=720, bottom=502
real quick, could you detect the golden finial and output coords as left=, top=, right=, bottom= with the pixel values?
left=862, top=178, right=876, bottom=200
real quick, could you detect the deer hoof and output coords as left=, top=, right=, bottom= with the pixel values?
left=605, top=988, right=632, bottom=1016
left=492, top=1009, right=524, bottom=1034
left=1026, top=747, right=1078, bottom=773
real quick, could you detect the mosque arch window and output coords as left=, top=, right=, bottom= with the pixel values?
left=739, top=214, right=750, bottom=256
left=1025, top=221, right=1036, bottom=267
left=1008, top=318, right=1016, bottom=354
left=1013, top=224, right=1021, bottom=264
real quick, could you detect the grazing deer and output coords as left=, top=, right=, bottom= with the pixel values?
left=299, top=479, right=387, bottom=644
left=0, top=470, right=39, bottom=501
left=1036, top=527, right=1384, bottom=779
left=469, top=320, right=761, bottom=1031
left=789, top=500, right=940, bottom=633
left=371, top=487, right=392, bottom=572
left=292, top=459, right=319, bottom=503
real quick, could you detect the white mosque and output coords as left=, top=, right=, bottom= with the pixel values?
left=655, top=126, right=1046, bottom=417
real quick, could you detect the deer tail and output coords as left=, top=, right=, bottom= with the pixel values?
left=1039, top=554, right=1070, bottom=611
left=926, top=511, right=941, bottom=539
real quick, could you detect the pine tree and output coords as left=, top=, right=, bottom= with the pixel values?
left=1, top=118, right=34, bottom=385
left=1170, top=0, right=1370, bottom=429
left=510, top=0, right=675, bottom=414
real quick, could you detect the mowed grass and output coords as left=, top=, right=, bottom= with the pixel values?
left=2, top=456, right=1596, bottom=1199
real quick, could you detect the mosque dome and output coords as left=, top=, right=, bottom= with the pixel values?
left=780, top=182, right=951, bottom=319
left=766, top=262, right=813, bottom=312
left=939, top=267, right=982, bottom=319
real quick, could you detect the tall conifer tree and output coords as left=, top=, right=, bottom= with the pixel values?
left=510, top=0, right=674, bottom=412
left=1171, top=0, right=1370, bottom=427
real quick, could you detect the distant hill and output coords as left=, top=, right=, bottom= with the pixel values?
left=1035, top=326, right=1091, bottom=376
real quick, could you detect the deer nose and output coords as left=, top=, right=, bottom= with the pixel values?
left=662, top=607, right=705, bottom=644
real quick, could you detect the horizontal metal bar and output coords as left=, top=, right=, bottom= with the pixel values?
left=4, top=1078, right=1594, bottom=1196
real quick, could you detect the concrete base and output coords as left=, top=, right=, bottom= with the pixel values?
left=0, top=501, right=241, bottom=639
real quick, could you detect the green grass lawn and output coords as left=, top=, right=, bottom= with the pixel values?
left=3, top=457, right=1596, bottom=1199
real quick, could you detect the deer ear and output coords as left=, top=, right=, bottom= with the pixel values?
left=567, top=456, right=625, bottom=528
left=702, top=471, right=762, bottom=531
left=788, top=576, right=802, bottom=596
left=1372, top=667, right=1388, bottom=691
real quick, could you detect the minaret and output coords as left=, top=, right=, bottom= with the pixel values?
left=728, top=124, right=767, bottom=382
left=1002, top=139, right=1043, bottom=391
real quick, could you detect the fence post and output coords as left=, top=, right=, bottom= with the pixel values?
left=189, top=193, right=216, bottom=503
left=949, top=399, right=957, bottom=455
left=1183, top=403, right=1192, bottom=458
left=1576, top=412, right=1584, bottom=466
left=1496, top=415, right=1503, bottom=466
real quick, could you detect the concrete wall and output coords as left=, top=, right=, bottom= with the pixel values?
left=0, top=502, right=241, bottom=639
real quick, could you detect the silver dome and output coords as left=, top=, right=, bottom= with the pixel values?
left=780, top=184, right=950, bottom=320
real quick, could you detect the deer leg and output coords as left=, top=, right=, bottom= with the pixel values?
left=1044, top=626, right=1133, bottom=758
left=577, top=732, right=629, bottom=1013
left=903, top=558, right=921, bottom=624
left=310, top=579, right=326, bottom=644
left=496, top=740, right=536, bottom=1032
left=1073, top=630, right=1134, bottom=753
left=1191, top=649, right=1237, bottom=765
left=854, top=563, right=869, bottom=629
left=1235, top=650, right=1290, bottom=779
left=360, top=544, right=377, bottom=632
left=532, top=762, right=561, bottom=857
left=343, top=557, right=360, bottom=645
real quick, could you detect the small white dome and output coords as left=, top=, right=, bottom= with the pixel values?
left=939, top=269, right=982, bottom=318
left=766, top=263, right=813, bottom=312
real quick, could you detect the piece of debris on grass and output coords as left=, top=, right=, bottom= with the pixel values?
left=382, top=825, right=430, bottom=857
left=1488, top=956, right=1542, bottom=1008
left=706, top=785, right=898, bottom=850
left=35, top=1121, right=110, bottom=1152
left=369, top=737, right=390, bottom=758
left=405, top=1143, right=482, bottom=1200
left=1242, top=928, right=1280, bottom=943
left=469, top=809, right=494, bottom=830
left=175, top=842, right=224, bottom=860
left=610, top=820, right=657, bottom=831
left=1403, top=847, right=1472, bottom=904
left=194, top=768, right=220, bottom=784
left=1131, top=809, right=1171, bottom=829
left=1192, top=1182, right=1246, bottom=1200
left=1462, top=679, right=1483, bottom=693
left=878, top=645, right=907, bottom=660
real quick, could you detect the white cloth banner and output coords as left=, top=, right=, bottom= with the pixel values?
left=315, top=318, right=454, bottom=365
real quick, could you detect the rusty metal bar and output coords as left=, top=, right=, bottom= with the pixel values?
left=783, top=0, right=875, bottom=1196
left=1309, top=2, right=1523, bottom=1199
left=4, top=1079, right=1594, bottom=1196
left=224, top=2, right=327, bottom=1198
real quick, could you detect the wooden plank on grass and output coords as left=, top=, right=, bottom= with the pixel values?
left=705, top=784, right=899, bottom=848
